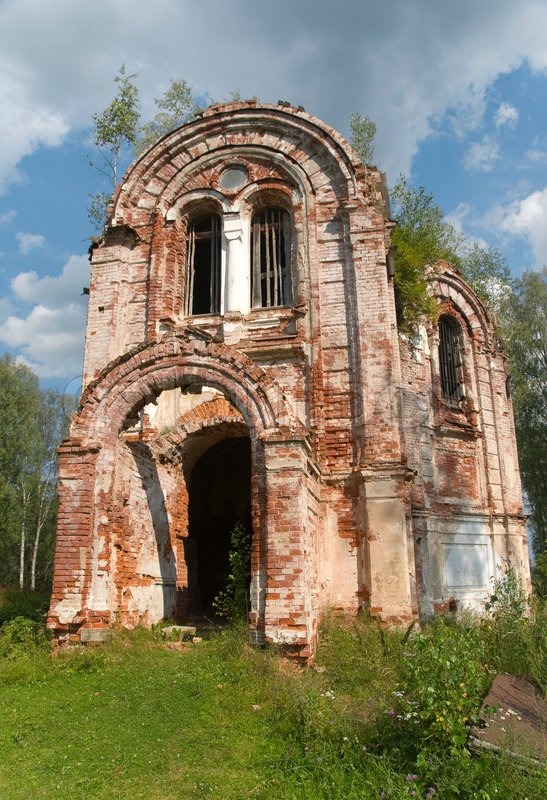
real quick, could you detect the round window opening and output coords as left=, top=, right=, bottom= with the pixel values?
left=219, top=165, right=248, bottom=190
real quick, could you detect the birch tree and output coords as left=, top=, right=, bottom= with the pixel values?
left=88, top=65, right=140, bottom=230
left=0, top=356, right=69, bottom=589
left=89, top=69, right=199, bottom=230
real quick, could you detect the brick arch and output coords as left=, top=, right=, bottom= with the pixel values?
left=241, top=182, right=296, bottom=215
left=432, top=265, right=493, bottom=350
left=161, top=149, right=309, bottom=221
left=50, top=333, right=308, bottom=640
left=110, top=103, right=368, bottom=228
left=152, top=395, right=248, bottom=473
left=165, top=189, right=234, bottom=222
left=73, top=330, right=301, bottom=448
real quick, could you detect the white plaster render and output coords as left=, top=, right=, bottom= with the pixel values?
left=223, top=215, right=248, bottom=313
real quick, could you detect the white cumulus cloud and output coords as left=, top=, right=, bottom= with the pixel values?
left=0, top=0, right=547, bottom=184
left=0, top=296, right=14, bottom=325
left=0, top=303, right=87, bottom=378
left=496, top=187, right=547, bottom=268
left=0, top=254, right=89, bottom=378
left=494, top=101, right=519, bottom=127
left=445, top=202, right=473, bottom=235
left=0, top=70, right=67, bottom=194
left=16, top=232, right=45, bottom=254
left=444, top=202, right=489, bottom=250
left=526, top=148, right=547, bottom=164
left=11, top=254, right=88, bottom=305
left=463, top=136, right=501, bottom=172
left=0, top=210, right=17, bottom=225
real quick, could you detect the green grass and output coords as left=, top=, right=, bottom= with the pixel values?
left=0, top=626, right=287, bottom=799
left=0, top=593, right=546, bottom=799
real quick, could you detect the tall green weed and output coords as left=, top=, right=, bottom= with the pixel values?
left=397, top=617, right=492, bottom=757
left=0, top=615, right=52, bottom=684
left=483, top=568, right=547, bottom=692
left=212, top=522, right=251, bottom=621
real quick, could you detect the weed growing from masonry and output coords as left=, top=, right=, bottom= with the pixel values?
left=212, top=521, right=251, bottom=621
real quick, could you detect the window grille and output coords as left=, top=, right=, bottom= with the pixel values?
left=251, top=208, right=292, bottom=308
left=438, top=315, right=465, bottom=405
left=186, top=215, right=221, bottom=315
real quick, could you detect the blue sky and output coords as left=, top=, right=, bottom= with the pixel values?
left=0, top=0, right=546, bottom=387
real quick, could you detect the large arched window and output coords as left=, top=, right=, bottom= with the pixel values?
left=186, top=214, right=221, bottom=315
left=438, top=315, right=465, bottom=405
left=250, top=207, right=292, bottom=308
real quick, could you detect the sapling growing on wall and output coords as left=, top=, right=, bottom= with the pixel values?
left=88, top=65, right=140, bottom=230
left=89, top=69, right=200, bottom=230
left=349, top=112, right=376, bottom=165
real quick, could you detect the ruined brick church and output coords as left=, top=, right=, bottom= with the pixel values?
left=48, top=101, right=530, bottom=655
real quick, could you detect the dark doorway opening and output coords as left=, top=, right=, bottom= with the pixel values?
left=186, top=437, right=251, bottom=616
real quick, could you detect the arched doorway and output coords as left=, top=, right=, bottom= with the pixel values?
left=185, top=436, right=252, bottom=616
left=50, top=334, right=317, bottom=655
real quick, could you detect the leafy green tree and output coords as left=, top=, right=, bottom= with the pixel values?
left=498, top=268, right=547, bottom=556
left=0, top=356, right=42, bottom=587
left=92, top=64, right=140, bottom=186
left=89, top=70, right=203, bottom=230
left=87, top=191, right=113, bottom=233
left=387, top=177, right=512, bottom=331
left=348, top=116, right=453, bottom=327
left=348, top=119, right=511, bottom=328
left=458, top=241, right=511, bottom=313
left=225, top=89, right=243, bottom=102
left=532, top=551, right=547, bottom=597
left=28, top=389, right=71, bottom=591
left=137, top=78, right=198, bottom=154
left=389, top=177, right=462, bottom=331
left=221, top=90, right=260, bottom=103
left=0, top=355, right=70, bottom=590
left=88, top=65, right=140, bottom=230
left=349, top=112, right=376, bottom=165
left=348, top=116, right=457, bottom=327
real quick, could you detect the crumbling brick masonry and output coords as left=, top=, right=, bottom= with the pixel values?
left=48, top=102, right=530, bottom=656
